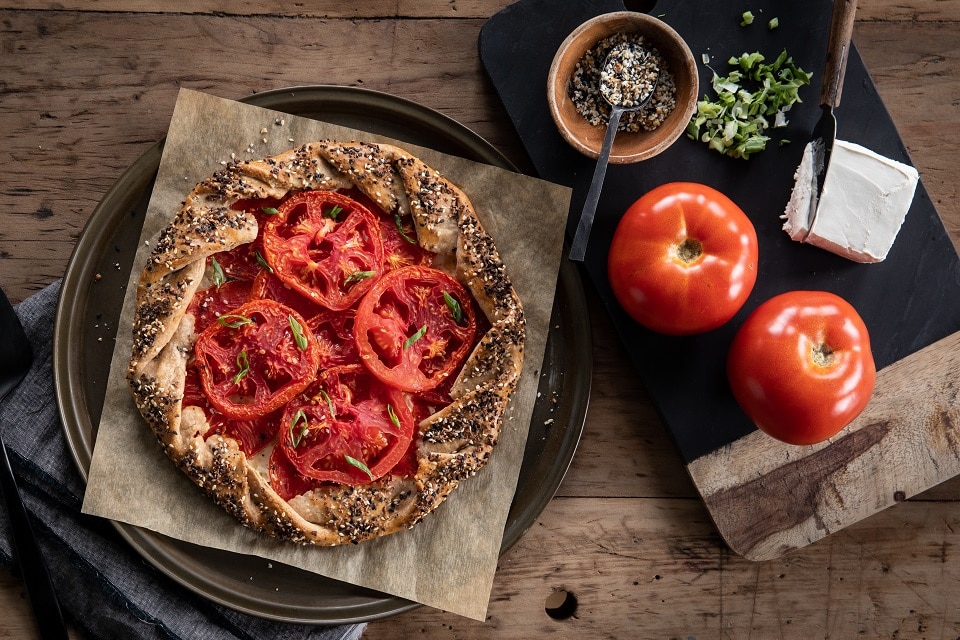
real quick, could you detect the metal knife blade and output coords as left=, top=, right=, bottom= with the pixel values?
left=807, top=106, right=836, bottom=232
left=807, top=0, right=858, bottom=231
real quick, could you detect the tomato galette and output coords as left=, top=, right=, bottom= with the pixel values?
left=127, top=141, right=525, bottom=545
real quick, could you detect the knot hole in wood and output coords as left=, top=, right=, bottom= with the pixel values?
left=544, top=588, right=578, bottom=620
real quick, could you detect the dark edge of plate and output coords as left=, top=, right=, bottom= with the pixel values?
left=52, top=85, right=591, bottom=624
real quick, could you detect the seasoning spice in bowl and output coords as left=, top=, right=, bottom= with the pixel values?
left=548, top=12, right=699, bottom=163
left=571, top=33, right=677, bottom=132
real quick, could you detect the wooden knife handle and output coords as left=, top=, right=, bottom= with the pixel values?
left=820, top=0, right=858, bottom=109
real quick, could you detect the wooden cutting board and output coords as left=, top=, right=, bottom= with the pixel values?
left=479, top=0, right=960, bottom=560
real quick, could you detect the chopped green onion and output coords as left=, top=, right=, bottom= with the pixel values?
left=345, top=455, right=375, bottom=481
left=387, top=404, right=400, bottom=429
left=255, top=250, right=273, bottom=273
left=289, top=409, right=309, bottom=448
left=686, top=48, right=812, bottom=159
left=442, top=291, right=463, bottom=324
left=325, top=205, right=343, bottom=220
left=288, top=314, right=308, bottom=351
left=740, top=11, right=754, bottom=26
left=210, top=256, right=226, bottom=289
left=344, top=270, right=375, bottom=285
left=261, top=206, right=280, bottom=216
left=768, top=17, right=779, bottom=30
left=217, top=314, right=253, bottom=328
left=233, top=350, right=249, bottom=385
left=319, top=389, right=336, bottom=419
left=403, top=324, right=427, bottom=349
left=394, top=213, right=417, bottom=244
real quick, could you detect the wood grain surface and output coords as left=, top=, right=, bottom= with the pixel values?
left=1, top=1, right=959, bottom=638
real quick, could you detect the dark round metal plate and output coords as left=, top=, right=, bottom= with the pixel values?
left=53, top=85, right=591, bottom=624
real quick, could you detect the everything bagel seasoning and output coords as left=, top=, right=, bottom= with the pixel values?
left=569, top=32, right=678, bottom=132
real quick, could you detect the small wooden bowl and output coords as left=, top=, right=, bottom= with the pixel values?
left=547, top=12, right=699, bottom=164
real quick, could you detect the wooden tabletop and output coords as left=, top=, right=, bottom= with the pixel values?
left=2, top=1, right=959, bottom=637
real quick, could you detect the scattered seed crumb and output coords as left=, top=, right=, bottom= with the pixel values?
left=544, top=418, right=554, bottom=426
left=94, top=273, right=102, bottom=281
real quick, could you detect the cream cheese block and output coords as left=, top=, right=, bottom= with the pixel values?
left=782, top=139, right=919, bottom=263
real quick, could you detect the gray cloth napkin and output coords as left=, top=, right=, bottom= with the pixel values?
left=0, top=281, right=366, bottom=640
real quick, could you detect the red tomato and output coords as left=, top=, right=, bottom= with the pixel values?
left=726, top=291, right=877, bottom=445
left=187, top=279, right=254, bottom=333
left=212, top=200, right=281, bottom=282
left=268, top=439, right=320, bottom=501
left=354, top=266, right=478, bottom=392
left=182, top=364, right=278, bottom=456
left=307, top=309, right=360, bottom=368
left=607, top=182, right=758, bottom=335
left=194, top=299, right=320, bottom=420
left=277, top=365, right=415, bottom=485
left=249, top=269, right=325, bottom=320
left=261, top=190, right=384, bottom=312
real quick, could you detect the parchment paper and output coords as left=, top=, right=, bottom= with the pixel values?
left=81, top=88, right=571, bottom=621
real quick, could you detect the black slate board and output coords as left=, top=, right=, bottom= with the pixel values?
left=480, top=0, right=960, bottom=463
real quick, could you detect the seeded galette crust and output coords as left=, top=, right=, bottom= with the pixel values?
left=127, top=141, right=525, bottom=545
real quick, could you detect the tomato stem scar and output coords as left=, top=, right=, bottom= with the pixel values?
left=812, top=343, right=836, bottom=367
left=677, top=238, right=703, bottom=264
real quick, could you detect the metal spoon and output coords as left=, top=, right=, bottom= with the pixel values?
left=569, top=41, right=660, bottom=262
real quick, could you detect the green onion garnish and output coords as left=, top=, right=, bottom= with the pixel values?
left=217, top=314, right=253, bottom=329
left=442, top=291, right=463, bottom=324
left=344, top=270, right=376, bottom=285
left=387, top=404, right=400, bottom=429
left=255, top=250, right=273, bottom=273
left=394, top=213, right=416, bottom=244
left=345, top=455, right=375, bottom=481
left=319, top=389, right=336, bottom=419
left=210, top=256, right=226, bottom=289
left=233, top=350, right=249, bottom=385
left=289, top=409, right=309, bottom=448
left=288, top=314, right=308, bottom=351
left=403, top=324, right=427, bottom=349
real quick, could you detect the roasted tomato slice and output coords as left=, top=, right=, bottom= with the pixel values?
left=194, top=299, right=320, bottom=420
left=377, top=210, right=434, bottom=272
left=278, top=365, right=415, bottom=485
left=187, top=279, right=254, bottom=334
left=307, top=309, right=360, bottom=368
left=182, top=364, right=278, bottom=456
left=355, top=265, right=478, bottom=392
left=268, top=440, right=320, bottom=501
left=261, top=190, right=384, bottom=312
left=339, top=187, right=434, bottom=272
left=210, top=202, right=280, bottom=282
left=249, top=269, right=325, bottom=320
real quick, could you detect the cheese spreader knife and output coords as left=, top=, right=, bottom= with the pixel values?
left=808, top=0, right=859, bottom=230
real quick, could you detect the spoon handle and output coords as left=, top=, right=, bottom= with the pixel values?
left=569, top=105, right=623, bottom=262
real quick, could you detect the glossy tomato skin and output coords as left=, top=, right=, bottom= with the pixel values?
left=607, top=182, right=758, bottom=335
left=726, top=291, right=877, bottom=446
